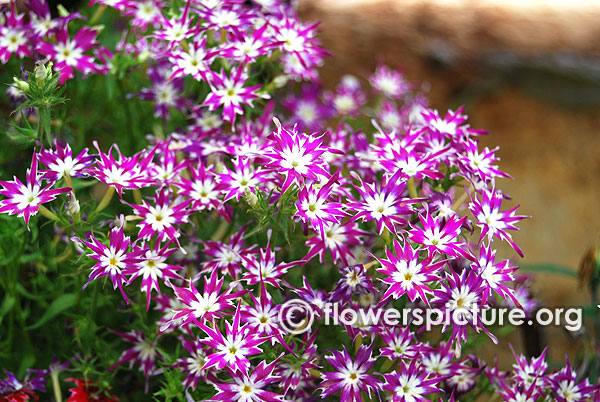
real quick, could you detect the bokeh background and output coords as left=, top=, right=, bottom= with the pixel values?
left=299, top=0, right=600, bottom=365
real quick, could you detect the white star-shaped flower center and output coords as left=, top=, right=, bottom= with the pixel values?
left=156, top=82, right=177, bottom=107
left=391, top=260, right=422, bottom=287
left=1, top=28, right=26, bottom=52
left=54, top=41, right=83, bottom=66
left=146, top=204, right=175, bottom=231
left=280, top=146, right=312, bottom=174
left=213, top=9, right=239, bottom=27
left=101, top=247, right=125, bottom=273
left=375, top=75, right=400, bottom=96
left=449, top=286, right=478, bottom=312
left=279, top=28, right=305, bottom=52
left=133, top=340, right=156, bottom=361
left=324, top=224, right=346, bottom=248
left=136, top=2, right=159, bottom=22
left=139, top=253, right=166, bottom=280
left=333, top=94, right=356, bottom=114
left=365, top=193, right=395, bottom=219
left=191, top=292, right=219, bottom=317
left=397, top=156, right=421, bottom=177
left=104, top=166, right=132, bottom=186
left=14, top=184, right=41, bottom=209
left=396, top=375, right=422, bottom=397
left=341, top=366, right=362, bottom=386
left=297, top=102, right=317, bottom=124
left=191, top=180, right=217, bottom=201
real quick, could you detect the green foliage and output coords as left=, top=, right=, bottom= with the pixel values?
left=243, top=187, right=299, bottom=244
left=11, top=62, right=67, bottom=147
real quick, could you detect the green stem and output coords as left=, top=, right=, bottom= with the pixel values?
left=407, top=178, right=418, bottom=198
left=133, top=189, right=142, bottom=205
left=37, top=106, right=52, bottom=147
left=211, top=218, right=230, bottom=241
left=82, top=282, right=100, bottom=358
left=63, top=174, right=73, bottom=190
left=51, top=370, right=62, bottom=402
left=452, top=184, right=473, bottom=211
left=91, top=186, right=115, bottom=218
left=38, top=205, right=60, bottom=222
left=90, top=5, right=106, bottom=24
left=380, top=358, right=394, bottom=373
left=363, top=260, right=379, bottom=271
left=14, top=290, right=33, bottom=356
left=52, top=247, right=73, bottom=264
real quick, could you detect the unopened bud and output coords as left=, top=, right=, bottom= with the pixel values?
left=272, top=75, right=289, bottom=88
left=67, top=192, right=80, bottom=216
left=12, top=77, right=29, bottom=92
left=243, top=188, right=258, bottom=208
left=57, top=4, right=69, bottom=17
left=138, top=50, right=151, bottom=62
left=34, top=62, right=47, bottom=85
left=214, top=159, right=225, bottom=174
left=92, top=24, right=105, bottom=33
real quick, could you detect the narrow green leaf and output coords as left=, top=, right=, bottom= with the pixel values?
left=18, top=352, right=35, bottom=378
left=16, top=283, right=46, bottom=301
left=106, top=74, right=116, bottom=100
left=26, top=293, right=77, bottom=330
left=0, top=294, right=16, bottom=325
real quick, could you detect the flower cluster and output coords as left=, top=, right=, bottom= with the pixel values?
left=0, top=1, right=596, bottom=402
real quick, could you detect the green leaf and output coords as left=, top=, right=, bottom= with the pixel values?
left=26, top=293, right=77, bottom=330
left=16, top=283, right=46, bottom=301
left=519, top=264, right=577, bottom=277
left=7, top=124, right=36, bottom=146
left=18, top=253, right=41, bottom=264
left=105, top=74, right=116, bottom=100
left=0, top=294, right=16, bottom=325
left=18, top=352, right=35, bottom=378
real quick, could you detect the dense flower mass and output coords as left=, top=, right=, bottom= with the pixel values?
left=0, top=1, right=597, bottom=402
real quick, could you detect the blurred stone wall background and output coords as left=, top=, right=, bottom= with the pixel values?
left=299, top=0, right=600, bottom=364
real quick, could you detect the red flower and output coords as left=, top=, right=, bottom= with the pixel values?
left=65, top=379, right=119, bottom=402
left=0, top=390, right=37, bottom=402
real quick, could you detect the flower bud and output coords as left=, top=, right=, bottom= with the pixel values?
left=57, top=4, right=69, bottom=17
left=34, top=62, right=47, bottom=85
left=272, top=75, right=289, bottom=89
left=243, top=188, right=258, bottom=208
left=138, top=50, right=151, bottom=62
left=67, top=192, right=80, bottom=216
left=92, top=25, right=105, bottom=34
left=214, top=159, right=225, bottom=174
left=12, top=77, right=29, bottom=93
